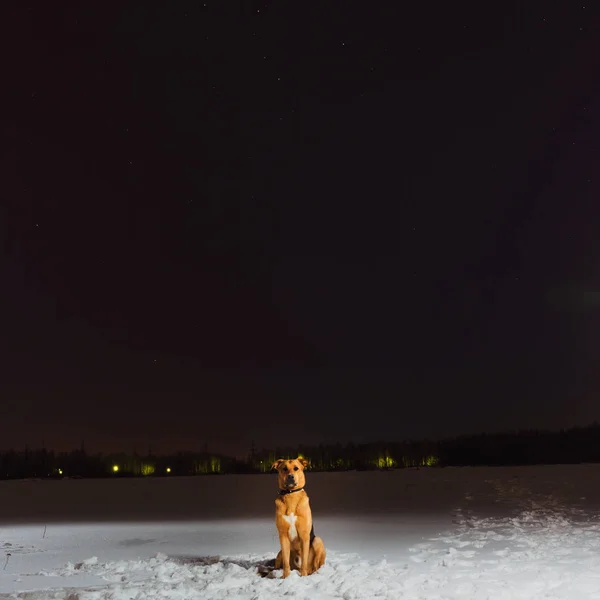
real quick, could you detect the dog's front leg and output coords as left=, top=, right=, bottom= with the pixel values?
left=299, top=535, right=310, bottom=577
left=278, top=534, right=292, bottom=578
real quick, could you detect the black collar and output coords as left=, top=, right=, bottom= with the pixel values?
left=278, top=486, right=305, bottom=496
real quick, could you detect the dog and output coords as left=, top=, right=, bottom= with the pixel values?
left=272, top=457, right=326, bottom=578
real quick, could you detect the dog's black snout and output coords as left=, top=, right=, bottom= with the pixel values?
left=286, top=474, right=295, bottom=480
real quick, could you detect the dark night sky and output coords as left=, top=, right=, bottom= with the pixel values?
left=2, top=2, right=600, bottom=458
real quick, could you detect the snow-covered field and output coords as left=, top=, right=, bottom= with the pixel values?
left=2, top=464, right=600, bottom=599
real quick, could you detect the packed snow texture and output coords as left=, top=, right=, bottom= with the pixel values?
left=1, top=465, right=600, bottom=598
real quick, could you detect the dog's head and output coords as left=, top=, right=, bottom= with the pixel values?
left=271, top=457, right=309, bottom=490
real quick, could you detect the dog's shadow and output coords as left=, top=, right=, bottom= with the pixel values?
left=171, top=554, right=278, bottom=577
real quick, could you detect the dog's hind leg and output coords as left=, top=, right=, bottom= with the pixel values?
left=311, top=536, right=326, bottom=573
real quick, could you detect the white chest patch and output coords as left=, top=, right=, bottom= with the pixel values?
left=283, top=512, right=298, bottom=541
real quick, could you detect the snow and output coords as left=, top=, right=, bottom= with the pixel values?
left=2, top=465, right=600, bottom=598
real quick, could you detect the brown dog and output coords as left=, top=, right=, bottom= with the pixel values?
left=272, top=457, right=326, bottom=578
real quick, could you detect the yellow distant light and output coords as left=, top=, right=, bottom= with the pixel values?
left=58, top=469, right=63, bottom=475
left=166, top=467, right=171, bottom=473
left=112, top=465, right=119, bottom=473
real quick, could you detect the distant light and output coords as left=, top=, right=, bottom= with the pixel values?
left=112, top=465, right=119, bottom=473
left=166, top=467, right=171, bottom=473
left=58, top=469, right=63, bottom=475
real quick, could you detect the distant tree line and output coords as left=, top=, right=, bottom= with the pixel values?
left=1, top=423, right=600, bottom=480
left=0, top=446, right=233, bottom=480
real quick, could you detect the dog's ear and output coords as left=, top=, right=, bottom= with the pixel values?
left=298, top=457, right=309, bottom=469
left=271, top=459, right=284, bottom=471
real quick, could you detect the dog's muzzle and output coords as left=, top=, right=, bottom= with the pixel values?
left=285, top=475, right=296, bottom=487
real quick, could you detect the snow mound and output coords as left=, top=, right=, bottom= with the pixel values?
left=34, top=552, right=408, bottom=600
left=20, top=507, right=600, bottom=600
left=4, top=467, right=600, bottom=599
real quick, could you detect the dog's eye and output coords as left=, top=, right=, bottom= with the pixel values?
left=293, top=466, right=299, bottom=471
left=282, top=467, right=288, bottom=473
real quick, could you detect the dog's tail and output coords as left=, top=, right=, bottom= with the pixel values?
left=257, top=558, right=278, bottom=578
